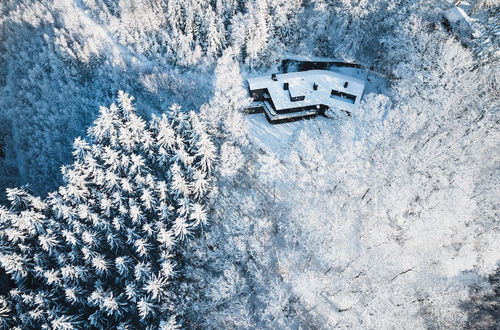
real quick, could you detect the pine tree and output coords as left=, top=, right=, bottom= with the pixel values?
left=0, top=91, right=215, bottom=328
left=200, top=49, right=251, bottom=146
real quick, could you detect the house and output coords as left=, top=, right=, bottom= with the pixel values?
left=246, top=70, right=365, bottom=123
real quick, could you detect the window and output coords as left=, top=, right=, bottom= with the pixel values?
left=291, top=96, right=305, bottom=102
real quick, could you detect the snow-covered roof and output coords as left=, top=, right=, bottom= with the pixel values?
left=288, top=82, right=305, bottom=98
left=247, top=70, right=365, bottom=112
left=444, top=6, right=470, bottom=24
left=281, top=55, right=344, bottom=62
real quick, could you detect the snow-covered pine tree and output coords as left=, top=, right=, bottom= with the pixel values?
left=0, top=91, right=215, bottom=329
left=200, top=49, right=251, bottom=150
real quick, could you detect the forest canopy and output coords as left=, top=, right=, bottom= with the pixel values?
left=0, top=0, right=498, bottom=328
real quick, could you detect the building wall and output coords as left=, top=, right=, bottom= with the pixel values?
left=265, top=112, right=317, bottom=124
left=275, top=104, right=327, bottom=115
left=244, top=105, right=264, bottom=114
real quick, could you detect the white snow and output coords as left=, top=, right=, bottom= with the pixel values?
left=280, top=54, right=345, bottom=62
left=246, top=113, right=330, bottom=155
left=444, top=6, right=471, bottom=25
left=247, top=70, right=365, bottom=112
left=246, top=114, right=297, bottom=154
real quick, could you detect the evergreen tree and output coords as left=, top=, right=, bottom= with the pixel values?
left=0, top=92, right=215, bottom=329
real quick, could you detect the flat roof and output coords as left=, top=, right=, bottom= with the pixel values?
left=444, top=6, right=470, bottom=24
left=248, top=70, right=365, bottom=112
left=288, top=83, right=305, bottom=98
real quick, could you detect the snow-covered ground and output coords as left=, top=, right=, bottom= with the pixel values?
left=246, top=113, right=329, bottom=155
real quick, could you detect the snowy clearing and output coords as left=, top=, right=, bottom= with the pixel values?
left=246, top=113, right=330, bottom=155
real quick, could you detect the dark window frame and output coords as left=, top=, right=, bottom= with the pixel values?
left=291, top=95, right=305, bottom=102
left=331, top=90, right=356, bottom=103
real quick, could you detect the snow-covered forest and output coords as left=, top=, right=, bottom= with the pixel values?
left=0, top=0, right=498, bottom=328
